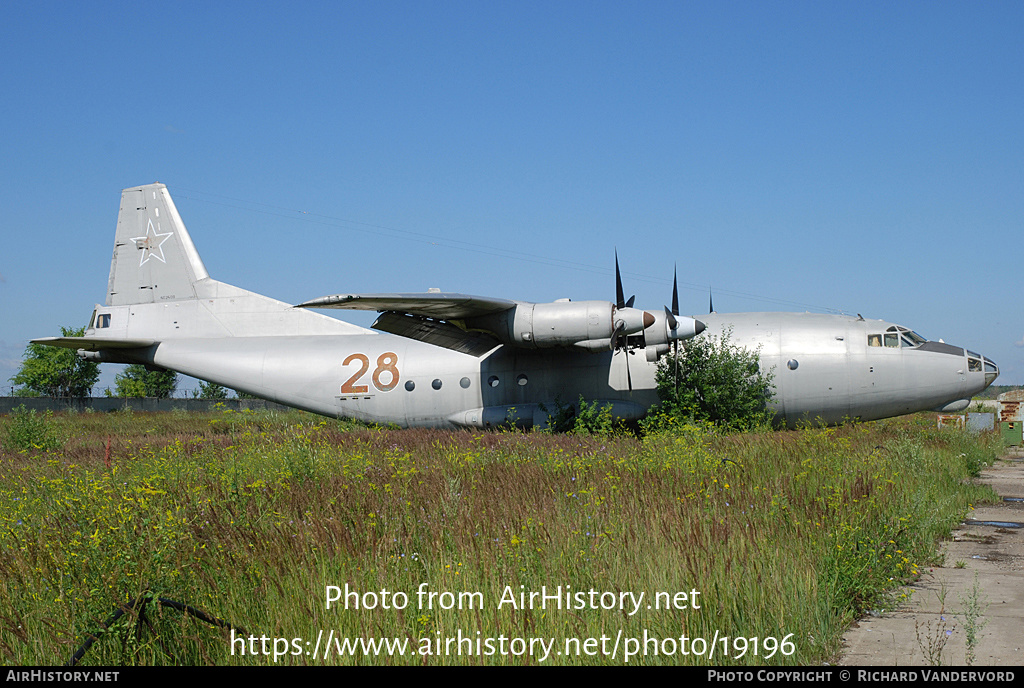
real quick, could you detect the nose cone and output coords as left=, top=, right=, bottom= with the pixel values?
left=964, top=352, right=999, bottom=398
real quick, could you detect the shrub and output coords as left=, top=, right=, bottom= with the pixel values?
left=5, top=405, right=65, bottom=452
left=649, top=327, right=775, bottom=431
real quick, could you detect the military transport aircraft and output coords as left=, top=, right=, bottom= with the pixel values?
left=34, top=183, right=998, bottom=428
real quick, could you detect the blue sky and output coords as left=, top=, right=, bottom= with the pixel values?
left=2, top=1, right=1022, bottom=392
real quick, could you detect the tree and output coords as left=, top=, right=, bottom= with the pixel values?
left=195, top=380, right=229, bottom=399
left=114, top=365, right=178, bottom=398
left=651, top=328, right=775, bottom=430
left=10, top=326, right=100, bottom=397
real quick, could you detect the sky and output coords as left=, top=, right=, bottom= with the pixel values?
left=1, top=1, right=1022, bottom=393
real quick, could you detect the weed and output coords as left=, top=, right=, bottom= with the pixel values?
left=915, top=583, right=955, bottom=666
left=959, top=573, right=988, bottom=665
left=4, top=405, right=65, bottom=452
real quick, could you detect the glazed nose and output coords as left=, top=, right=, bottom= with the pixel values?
left=984, top=356, right=999, bottom=387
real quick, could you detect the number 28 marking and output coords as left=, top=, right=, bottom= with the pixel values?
left=341, top=352, right=400, bottom=394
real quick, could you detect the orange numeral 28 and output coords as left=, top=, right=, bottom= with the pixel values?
left=341, top=352, right=399, bottom=394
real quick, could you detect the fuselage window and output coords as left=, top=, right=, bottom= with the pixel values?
left=405, top=380, right=415, bottom=392
left=487, top=376, right=500, bottom=388
left=868, top=334, right=882, bottom=347
left=432, top=379, right=443, bottom=390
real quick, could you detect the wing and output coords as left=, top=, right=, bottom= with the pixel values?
left=297, top=291, right=676, bottom=355
left=295, top=292, right=516, bottom=320
left=297, top=292, right=513, bottom=356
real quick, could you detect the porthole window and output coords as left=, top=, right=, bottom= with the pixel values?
left=432, top=379, right=443, bottom=390
left=516, top=374, right=528, bottom=386
left=787, top=359, right=799, bottom=370
left=405, top=380, right=415, bottom=391
left=487, top=376, right=500, bottom=388
left=460, top=377, right=471, bottom=389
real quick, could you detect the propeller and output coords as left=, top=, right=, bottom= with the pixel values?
left=672, top=264, right=679, bottom=321
left=614, top=250, right=635, bottom=309
left=613, top=250, right=644, bottom=390
left=665, top=265, right=681, bottom=392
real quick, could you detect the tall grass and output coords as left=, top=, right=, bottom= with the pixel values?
left=0, top=409, right=999, bottom=665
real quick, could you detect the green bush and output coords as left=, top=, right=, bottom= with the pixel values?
left=115, top=365, right=178, bottom=398
left=648, top=327, right=775, bottom=431
left=5, top=405, right=65, bottom=452
left=543, top=396, right=618, bottom=435
left=10, top=326, right=99, bottom=397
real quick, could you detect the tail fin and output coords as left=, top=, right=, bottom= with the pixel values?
left=107, top=183, right=209, bottom=306
left=100, top=183, right=367, bottom=338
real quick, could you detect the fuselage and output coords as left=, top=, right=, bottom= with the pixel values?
left=704, top=312, right=997, bottom=427
left=128, top=310, right=996, bottom=430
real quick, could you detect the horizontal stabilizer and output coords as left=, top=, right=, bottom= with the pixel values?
left=31, top=336, right=156, bottom=351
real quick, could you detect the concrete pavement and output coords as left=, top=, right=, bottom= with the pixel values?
left=839, top=448, right=1024, bottom=666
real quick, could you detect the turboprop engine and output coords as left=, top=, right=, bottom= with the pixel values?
left=640, top=307, right=707, bottom=360
left=466, top=300, right=656, bottom=350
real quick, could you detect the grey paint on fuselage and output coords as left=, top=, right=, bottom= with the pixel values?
left=704, top=312, right=995, bottom=427
left=34, top=183, right=998, bottom=429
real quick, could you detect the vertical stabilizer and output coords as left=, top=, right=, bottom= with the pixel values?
left=107, top=183, right=209, bottom=306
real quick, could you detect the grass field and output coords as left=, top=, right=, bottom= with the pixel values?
left=0, top=407, right=1001, bottom=665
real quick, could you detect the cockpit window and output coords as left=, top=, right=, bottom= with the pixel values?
left=97, top=314, right=110, bottom=328
left=968, top=357, right=982, bottom=372
left=903, top=330, right=927, bottom=346
left=870, top=326, right=927, bottom=349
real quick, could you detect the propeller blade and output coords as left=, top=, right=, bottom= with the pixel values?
left=610, top=318, right=632, bottom=389
left=625, top=295, right=635, bottom=309
left=664, top=306, right=678, bottom=331
left=625, top=346, right=633, bottom=390
left=672, top=264, right=679, bottom=316
left=709, top=286, right=714, bottom=314
left=673, top=340, right=679, bottom=393
left=615, top=250, right=626, bottom=309
left=610, top=319, right=625, bottom=351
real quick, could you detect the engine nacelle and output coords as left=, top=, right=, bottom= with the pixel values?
left=639, top=309, right=707, bottom=359
left=467, top=300, right=654, bottom=349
